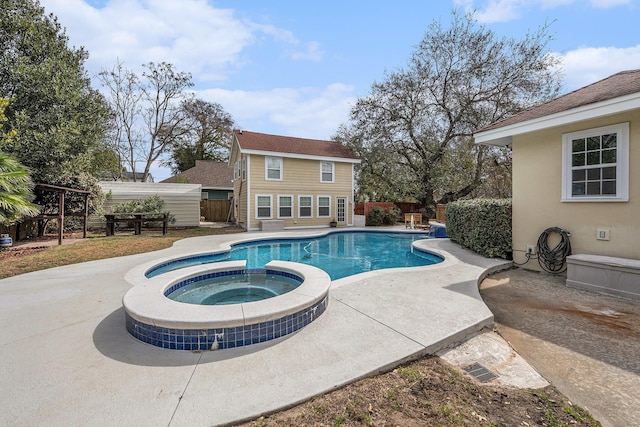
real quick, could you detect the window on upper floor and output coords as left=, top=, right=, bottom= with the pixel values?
left=320, top=161, right=334, bottom=183
left=318, top=196, right=331, bottom=217
left=242, top=157, right=247, bottom=181
left=298, top=195, right=312, bottom=218
left=266, top=157, right=282, bottom=180
left=256, top=195, right=272, bottom=218
left=562, top=123, right=629, bottom=202
left=278, top=195, right=293, bottom=218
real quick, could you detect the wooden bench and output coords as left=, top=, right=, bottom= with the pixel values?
left=566, top=254, right=640, bottom=301
left=104, top=212, right=169, bottom=236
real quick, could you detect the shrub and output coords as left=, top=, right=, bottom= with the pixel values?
left=386, top=205, right=402, bottom=224
left=112, top=194, right=176, bottom=224
left=113, top=194, right=165, bottom=214
left=366, top=205, right=402, bottom=226
left=367, top=206, right=386, bottom=226
left=445, top=199, right=512, bottom=259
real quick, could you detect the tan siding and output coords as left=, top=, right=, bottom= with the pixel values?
left=247, top=155, right=354, bottom=229
left=512, top=110, right=640, bottom=271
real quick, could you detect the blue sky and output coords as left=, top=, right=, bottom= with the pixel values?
left=40, top=0, right=640, bottom=180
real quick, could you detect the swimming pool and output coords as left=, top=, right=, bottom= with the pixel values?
left=146, top=231, right=442, bottom=279
left=125, top=230, right=444, bottom=351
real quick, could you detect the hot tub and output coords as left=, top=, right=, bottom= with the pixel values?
left=123, top=260, right=331, bottom=351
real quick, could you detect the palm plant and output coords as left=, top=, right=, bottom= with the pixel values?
left=0, top=152, right=39, bottom=225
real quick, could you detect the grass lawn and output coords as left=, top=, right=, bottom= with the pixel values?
left=0, top=226, right=242, bottom=279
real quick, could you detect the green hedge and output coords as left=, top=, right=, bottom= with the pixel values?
left=445, top=199, right=512, bottom=259
left=112, top=194, right=176, bottom=224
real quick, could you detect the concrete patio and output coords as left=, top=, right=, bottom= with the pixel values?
left=1, top=230, right=533, bottom=426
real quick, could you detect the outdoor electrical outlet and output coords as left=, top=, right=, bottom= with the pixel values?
left=526, top=245, right=536, bottom=255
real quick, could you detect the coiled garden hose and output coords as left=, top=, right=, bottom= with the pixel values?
left=536, top=227, right=572, bottom=273
left=514, top=227, right=572, bottom=274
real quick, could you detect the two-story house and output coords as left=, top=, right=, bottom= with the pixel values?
left=229, top=130, right=360, bottom=230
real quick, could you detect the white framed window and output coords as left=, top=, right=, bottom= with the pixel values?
left=233, top=161, right=239, bottom=180
left=317, top=196, right=331, bottom=217
left=255, top=194, right=272, bottom=219
left=562, top=123, right=629, bottom=202
left=277, top=195, right=293, bottom=218
left=298, top=195, right=312, bottom=218
left=320, top=161, right=334, bottom=183
left=241, top=157, right=247, bottom=181
left=265, top=156, right=283, bottom=180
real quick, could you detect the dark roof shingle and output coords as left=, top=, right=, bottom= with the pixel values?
left=477, top=69, right=640, bottom=133
left=234, top=130, right=359, bottom=160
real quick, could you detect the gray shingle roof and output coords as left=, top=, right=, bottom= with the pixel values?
left=160, top=161, right=233, bottom=188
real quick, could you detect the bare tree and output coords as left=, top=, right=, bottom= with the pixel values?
left=98, top=60, right=142, bottom=180
left=335, top=10, right=562, bottom=214
left=99, top=61, right=194, bottom=182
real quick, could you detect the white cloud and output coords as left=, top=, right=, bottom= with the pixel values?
left=454, top=0, right=625, bottom=23
left=199, top=83, right=356, bottom=140
left=40, top=0, right=321, bottom=83
left=41, top=0, right=251, bottom=81
left=558, top=44, right=640, bottom=90
left=470, top=0, right=525, bottom=23
left=291, top=41, right=325, bottom=62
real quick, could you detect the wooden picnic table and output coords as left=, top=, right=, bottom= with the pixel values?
left=104, top=212, right=169, bottom=236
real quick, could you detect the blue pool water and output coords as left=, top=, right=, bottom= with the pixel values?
left=147, top=231, right=442, bottom=280
left=167, top=271, right=302, bottom=305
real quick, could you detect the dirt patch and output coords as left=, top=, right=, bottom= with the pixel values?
left=238, top=356, right=600, bottom=427
left=0, top=233, right=81, bottom=261
left=0, top=246, right=49, bottom=261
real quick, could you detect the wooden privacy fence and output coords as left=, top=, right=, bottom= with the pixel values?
left=435, top=204, right=447, bottom=223
left=395, top=202, right=426, bottom=214
left=355, top=202, right=447, bottom=223
left=200, top=199, right=232, bottom=222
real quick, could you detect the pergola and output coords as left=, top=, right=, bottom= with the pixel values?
left=33, top=183, right=91, bottom=245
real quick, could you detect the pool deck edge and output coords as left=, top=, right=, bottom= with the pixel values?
left=0, top=228, right=517, bottom=427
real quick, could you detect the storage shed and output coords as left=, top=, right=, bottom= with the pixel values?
left=98, top=182, right=201, bottom=227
